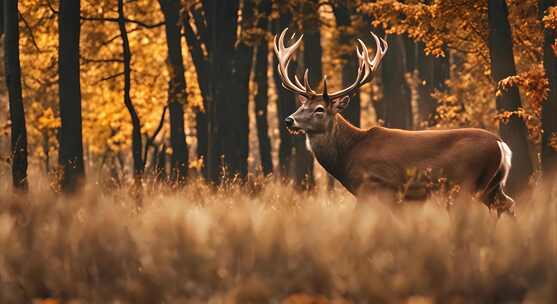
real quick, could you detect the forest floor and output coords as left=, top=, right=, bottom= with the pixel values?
left=0, top=177, right=555, bottom=303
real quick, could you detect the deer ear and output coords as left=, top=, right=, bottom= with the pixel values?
left=331, top=96, right=350, bottom=113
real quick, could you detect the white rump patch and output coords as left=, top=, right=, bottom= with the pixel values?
left=497, top=141, right=512, bottom=187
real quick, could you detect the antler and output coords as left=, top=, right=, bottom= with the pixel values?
left=274, top=28, right=388, bottom=100
left=327, top=32, right=388, bottom=99
left=274, top=28, right=315, bottom=98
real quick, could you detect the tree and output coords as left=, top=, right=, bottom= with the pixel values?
left=416, top=42, right=450, bottom=127
left=4, top=0, right=28, bottom=190
left=488, top=0, right=533, bottom=192
left=58, top=0, right=85, bottom=192
left=185, top=0, right=255, bottom=183
left=253, top=0, right=273, bottom=175
left=540, top=0, right=557, bottom=177
left=411, top=0, right=450, bottom=128
left=159, top=0, right=189, bottom=183
left=334, top=1, right=361, bottom=127
left=272, top=3, right=296, bottom=179
left=227, top=0, right=255, bottom=178
left=183, top=7, right=209, bottom=178
left=118, top=0, right=144, bottom=186
left=188, top=0, right=242, bottom=183
left=381, top=35, right=412, bottom=129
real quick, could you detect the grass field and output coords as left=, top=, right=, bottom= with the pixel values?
left=0, top=178, right=555, bottom=303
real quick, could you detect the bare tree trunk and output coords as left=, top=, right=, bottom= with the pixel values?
left=416, top=43, right=449, bottom=127
left=58, top=0, right=84, bottom=192
left=205, top=0, right=219, bottom=183
left=382, top=35, right=412, bottom=129
left=540, top=0, right=557, bottom=179
left=295, top=0, right=320, bottom=189
left=204, top=0, right=240, bottom=183
left=43, top=131, right=50, bottom=173
left=488, top=0, right=533, bottom=193
left=334, top=2, right=360, bottom=127
left=403, top=35, right=416, bottom=73
left=159, top=0, right=189, bottom=183
left=155, top=144, right=167, bottom=182
left=0, top=1, right=4, bottom=35
left=227, top=1, right=255, bottom=179
left=4, top=0, right=28, bottom=190
left=118, top=0, right=143, bottom=186
left=183, top=11, right=209, bottom=178
left=254, top=0, right=273, bottom=176
left=272, top=5, right=296, bottom=179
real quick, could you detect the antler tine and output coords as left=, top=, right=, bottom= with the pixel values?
left=303, top=69, right=316, bottom=94
left=369, top=32, right=388, bottom=71
left=322, top=75, right=329, bottom=99
left=273, top=28, right=312, bottom=98
left=326, top=42, right=368, bottom=99
left=328, top=30, right=388, bottom=99
left=294, top=69, right=316, bottom=94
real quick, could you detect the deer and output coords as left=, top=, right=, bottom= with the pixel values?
left=274, top=28, right=516, bottom=217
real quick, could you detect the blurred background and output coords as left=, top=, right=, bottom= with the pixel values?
left=0, top=0, right=556, bottom=193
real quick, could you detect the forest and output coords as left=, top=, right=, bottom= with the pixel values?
left=1, top=0, right=557, bottom=303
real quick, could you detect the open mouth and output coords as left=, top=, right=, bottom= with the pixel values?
left=286, top=126, right=306, bottom=135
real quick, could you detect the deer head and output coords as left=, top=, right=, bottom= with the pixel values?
left=274, top=28, right=388, bottom=135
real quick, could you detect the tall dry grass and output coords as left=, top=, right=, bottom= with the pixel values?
left=0, top=177, right=555, bottom=303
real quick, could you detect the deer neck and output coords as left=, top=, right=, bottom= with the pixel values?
left=307, top=114, right=365, bottom=180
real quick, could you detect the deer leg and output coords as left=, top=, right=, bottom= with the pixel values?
left=494, top=187, right=516, bottom=219
left=477, top=165, right=516, bottom=219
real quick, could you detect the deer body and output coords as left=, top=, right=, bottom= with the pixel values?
left=307, top=114, right=511, bottom=207
left=274, top=28, right=515, bottom=215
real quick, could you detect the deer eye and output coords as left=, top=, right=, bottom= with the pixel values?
left=314, top=107, right=325, bottom=114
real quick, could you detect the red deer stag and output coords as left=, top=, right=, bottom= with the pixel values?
left=274, top=28, right=515, bottom=217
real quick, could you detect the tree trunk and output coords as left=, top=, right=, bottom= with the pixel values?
left=488, top=0, right=533, bottom=193
left=204, top=0, right=240, bottom=183
left=272, top=5, right=296, bottom=179
left=159, top=0, right=189, bottom=183
left=381, top=35, right=412, bottom=129
left=295, top=0, right=320, bottom=189
left=334, top=2, right=360, bottom=127
left=540, top=0, right=557, bottom=178
left=416, top=42, right=435, bottom=126
left=254, top=0, right=273, bottom=176
left=0, top=1, right=4, bottom=35
left=58, top=0, right=84, bottom=192
left=155, top=144, right=167, bottom=182
left=4, top=0, right=28, bottom=190
left=118, top=0, right=144, bottom=186
left=227, top=1, right=254, bottom=179
left=183, top=11, right=209, bottom=178
left=403, top=35, right=416, bottom=73
left=416, top=43, right=449, bottom=127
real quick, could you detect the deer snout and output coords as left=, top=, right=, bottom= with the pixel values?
left=284, top=117, right=294, bottom=127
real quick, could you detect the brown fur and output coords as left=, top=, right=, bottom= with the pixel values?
left=306, top=114, right=514, bottom=214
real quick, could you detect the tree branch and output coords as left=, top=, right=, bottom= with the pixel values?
left=81, top=55, right=124, bottom=64
left=18, top=10, right=41, bottom=52
left=81, top=15, right=164, bottom=29
left=98, top=72, right=125, bottom=83
left=46, top=1, right=163, bottom=29
left=143, top=106, right=168, bottom=165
